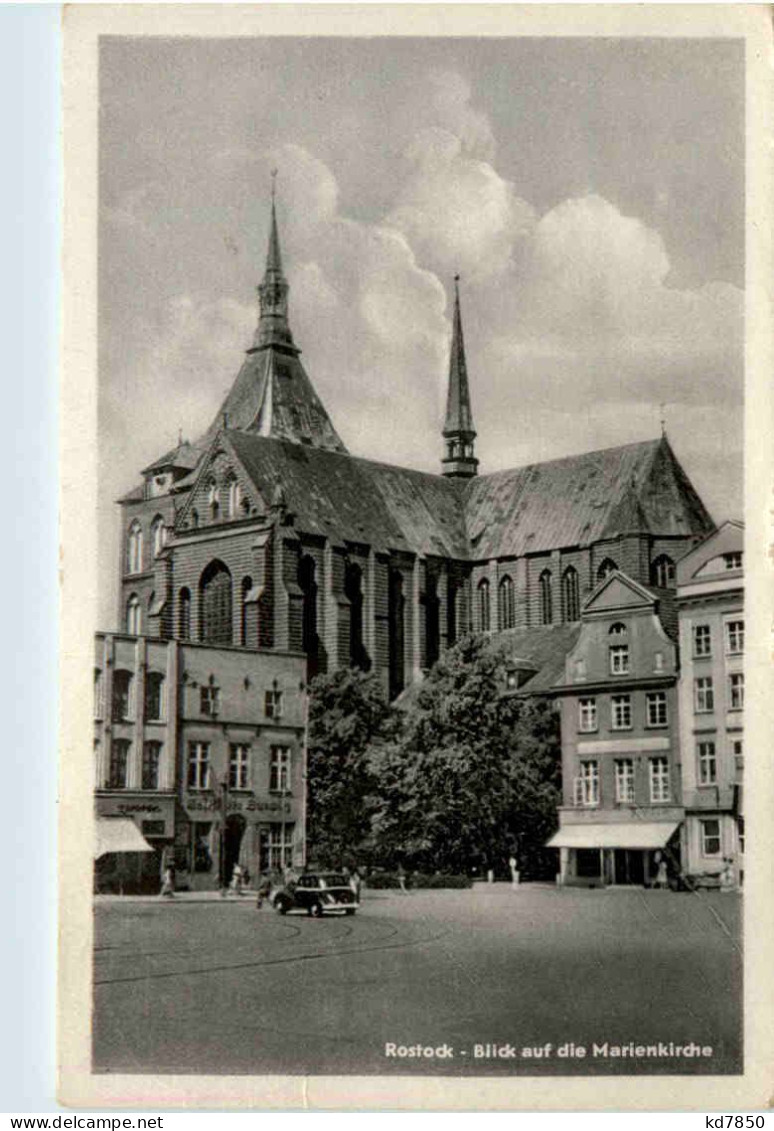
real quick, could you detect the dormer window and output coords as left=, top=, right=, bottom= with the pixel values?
left=609, top=622, right=627, bottom=637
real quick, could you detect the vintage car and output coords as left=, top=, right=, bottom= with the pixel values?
left=271, top=872, right=359, bottom=917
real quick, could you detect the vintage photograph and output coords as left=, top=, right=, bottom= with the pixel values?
left=58, top=6, right=772, bottom=1107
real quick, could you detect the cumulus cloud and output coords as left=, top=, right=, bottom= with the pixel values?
left=478, top=194, right=743, bottom=418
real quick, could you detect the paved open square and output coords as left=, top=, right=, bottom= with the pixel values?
left=93, top=885, right=741, bottom=1077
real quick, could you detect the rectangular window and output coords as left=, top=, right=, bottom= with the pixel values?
left=578, top=698, right=597, bottom=733
left=723, top=552, right=742, bottom=571
left=649, top=757, right=671, bottom=803
left=144, top=673, right=164, bottom=721
left=611, top=694, right=632, bottom=730
left=108, top=740, right=130, bottom=790
left=609, top=645, right=629, bottom=675
left=646, top=691, right=668, bottom=727
left=729, top=672, right=744, bottom=710
left=693, top=625, right=712, bottom=657
left=733, top=739, right=744, bottom=779
left=701, top=818, right=721, bottom=857
left=112, top=671, right=133, bottom=722
left=726, top=620, right=744, bottom=655
left=694, top=677, right=714, bottom=713
left=188, top=742, right=210, bottom=791
left=265, top=689, right=284, bottom=720
left=576, top=761, right=599, bottom=807
left=94, top=669, right=103, bottom=719
left=614, top=759, right=635, bottom=804
left=697, top=740, right=717, bottom=786
left=269, top=746, right=292, bottom=793
left=141, top=741, right=161, bottom=790
left=200, top=685, right=220, bottom=717
left=229, top=744, right=250, bottom=790
left=258, top=822, right=296, bottom=871
left=737, top=817, right=745, bottom=855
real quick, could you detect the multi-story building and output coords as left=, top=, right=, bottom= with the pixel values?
left=94, top=632, right=307, bottom=892
left=548, top=571, right=684, bottom=886
left=675, top=521, right=744, bottom=884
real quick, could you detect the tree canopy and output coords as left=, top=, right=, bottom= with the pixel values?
left=305, top=637, right=562, bottom=877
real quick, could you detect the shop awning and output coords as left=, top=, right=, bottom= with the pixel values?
left=547, top=822, right=680, bottom=850
left=95, top=818, right=154, bottom=859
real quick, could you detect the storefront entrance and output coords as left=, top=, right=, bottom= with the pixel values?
left=223, top=814, right=246, bottom=886
left=612, top=849, right=645, bottom=886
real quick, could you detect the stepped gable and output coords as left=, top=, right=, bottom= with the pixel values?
left=462, top=437, right=712, bottom=561
left=226, top=431, right=468, bottom=559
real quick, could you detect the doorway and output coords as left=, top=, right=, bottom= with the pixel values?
left=613, top=849, right=645, bottom=885
left=223, top=814, right=246, bottom=886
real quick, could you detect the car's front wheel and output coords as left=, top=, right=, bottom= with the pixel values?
left=275, top=898, right=289, bottom=915
left=309, top=901, right=324, bottom=918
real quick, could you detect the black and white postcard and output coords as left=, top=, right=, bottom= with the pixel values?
left=59, top=4, right=773, bottom=1111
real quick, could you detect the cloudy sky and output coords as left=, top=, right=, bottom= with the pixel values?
left=99, top=35, right=744, bottom=623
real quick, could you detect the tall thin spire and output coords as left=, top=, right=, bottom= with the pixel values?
left=441, top=275, right=478, bottom=479
left=253, top=174, right=297, bottom=354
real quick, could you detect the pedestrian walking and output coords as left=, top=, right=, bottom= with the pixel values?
left=160, top=862, right=175, bottom=899
left=256, top=875, right=272, bottom=909
left=231, top=863, right=244, bottom=897
left=350, top=868, right=362, bottom=902
left=653, top=851, right=668, bottom=890
left=397, top=865, right=408, bottom=894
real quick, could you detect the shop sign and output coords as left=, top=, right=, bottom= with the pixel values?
left=184, top=794, right=292, bottom=815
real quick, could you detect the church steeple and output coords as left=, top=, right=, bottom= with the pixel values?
left=253, top=173, right=298, bottom=354
left=442, top=276, right=478, bottom=479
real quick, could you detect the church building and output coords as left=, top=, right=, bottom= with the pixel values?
left=115, top=194, right=715, bottom=703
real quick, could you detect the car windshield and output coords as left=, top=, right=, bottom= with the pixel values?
left=321, top=874, right=348, bottom=887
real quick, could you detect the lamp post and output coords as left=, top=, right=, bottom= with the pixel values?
left=219, top=777, right=229, bottom=895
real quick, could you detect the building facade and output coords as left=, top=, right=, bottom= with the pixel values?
left=675, top=521, right=745, bottom=884
left=94, top=632, right=307, bottom=892
left=549, top=572, right=684, bottom=886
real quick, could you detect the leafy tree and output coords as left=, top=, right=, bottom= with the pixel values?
left=305, top=667, right=393, bottom=868
left=367, top=634, right=561, bottom=876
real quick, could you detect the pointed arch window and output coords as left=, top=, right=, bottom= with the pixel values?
left=207, top=480, right=220, bottom=521
left=388, top=568, right=405, bottom=699
left=650, top=554, right=675, bottom=589
left=597, top=558, right=618, bottom=582
left=299, top=555, right=319, bottom=675
left=345, top=561, right=369, bottom=670
left=178, top=588, right=191, bottom=640
left=241, top=576, right=253, bottom=647
left=423, top=571, right=440, bottom=670
left=539, top=570, right=553, bottom=625
left=151, top=516, right=166, bottom=558
left=447, top=578, right=458, bottom=647
left=498, top=575, right=515, bottom=629
left=127, top=521, right=143, bottom=574
left=227, top=476, right=241, bottom=518
left=562, top=567, right=580, bottom=623
left=200, top=561, right=232, bottom=645
left=477, top=578, right=491, bottom=632
left=126, top=593, right=141, bottom=635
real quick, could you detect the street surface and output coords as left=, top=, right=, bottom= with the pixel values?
left=93, top=886, right=741, bottom=1076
